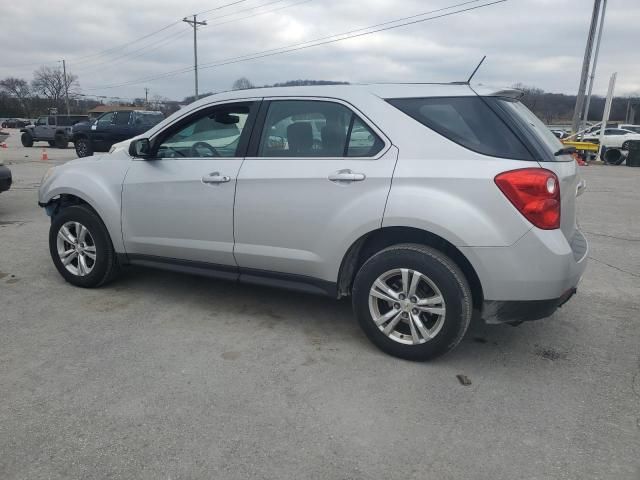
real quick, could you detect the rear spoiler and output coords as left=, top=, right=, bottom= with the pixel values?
left=488, top=89, right=525, bottom=99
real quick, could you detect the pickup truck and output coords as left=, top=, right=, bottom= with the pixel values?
left=71, top=110, right=164, bottom=157
left=21, top=115, right=88, bottom=149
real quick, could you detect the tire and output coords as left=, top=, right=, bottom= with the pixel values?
left=55, top=134, right=68, bottom=149
left=48, top=141, right=56, bottom=147
left=352, top=244, right=472, bottom=361
left=49, top=204, right=119, bottom=288
left=75, top=138, right=93, bottom=158
left=622, top=141, right=630, bottom=151
left=21, top=132, right=33, bottom=147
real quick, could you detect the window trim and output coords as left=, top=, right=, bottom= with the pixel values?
left=245, top=96, right=391, bottom=160
left=144, top=99, right=261, bottom=161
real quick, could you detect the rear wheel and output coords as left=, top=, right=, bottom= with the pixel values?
left=48, top=141, right=56, bottom=147
left=622, top=141, right=631, bottom=151
left=352, top=244, right=472, bottom=361
left=55, top=133, right=68, bottom=149
left=49, top=205, right=119, bottom=287
left=75, top=138, right=92, bottom=157
left=21, top=132, right=33, bottom=147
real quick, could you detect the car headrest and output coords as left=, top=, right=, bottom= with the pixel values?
left=287, top=122, right=313, bottom=153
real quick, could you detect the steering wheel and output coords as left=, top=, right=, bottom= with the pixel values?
left=190, top=141, right=220, bottom=158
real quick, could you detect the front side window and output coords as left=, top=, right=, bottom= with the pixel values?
left=156, top=103, right=251, bottom=159
left=97, top=112, right=115, bottom=126
left=387, top=97, right=534, bottom=160
left=258, top=100, right=384, bottom=158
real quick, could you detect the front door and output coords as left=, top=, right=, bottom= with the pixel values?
left=233, top=99, right=397, bottom=284
left=91, top=112, right=116, bottom=151
left=122, top=101, right=258, bottom=267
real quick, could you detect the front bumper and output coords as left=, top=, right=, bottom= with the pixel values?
left=482, top=287, right=577, bottom=324
left=0, top=166, right=12, bottom=192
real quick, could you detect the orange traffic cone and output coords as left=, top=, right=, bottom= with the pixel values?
left=41, top=148, right=48, bottom=161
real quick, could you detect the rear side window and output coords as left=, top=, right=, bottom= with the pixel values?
left=258, top=100, right=384, bottom=158
left=114, top=111, right=132, bottom=125
left=387, top=97, right=533, bottom=160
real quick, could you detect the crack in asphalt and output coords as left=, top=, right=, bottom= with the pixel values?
left=588, top=255, right=640, bottom=278
left=584, top=231, right=640, bottom=242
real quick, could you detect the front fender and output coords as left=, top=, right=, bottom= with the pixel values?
left=39, top=154, right=131, bottom=252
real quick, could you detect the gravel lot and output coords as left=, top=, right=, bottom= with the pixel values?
left=1, top=128, right=639, bottom=479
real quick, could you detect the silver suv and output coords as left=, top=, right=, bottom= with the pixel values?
left=38, top=84, right=588, bottom=360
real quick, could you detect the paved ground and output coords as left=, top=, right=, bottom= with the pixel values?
left=1, top=129, right=639, bottom=479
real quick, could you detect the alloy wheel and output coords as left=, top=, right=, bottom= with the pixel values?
left=56, top=221, right=96, bottom=276
left=368, top=268, right=446, bottom=345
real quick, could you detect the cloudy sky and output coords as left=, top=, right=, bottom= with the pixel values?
left=3, top=0, right=639, bottom=102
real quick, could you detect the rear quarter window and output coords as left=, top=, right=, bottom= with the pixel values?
left=386, top=97, right=534, bottom=161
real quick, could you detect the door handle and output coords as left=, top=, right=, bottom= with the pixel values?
left=328, top=169, right=366, bottom=183
left=202, top=172, right=231, bottom=184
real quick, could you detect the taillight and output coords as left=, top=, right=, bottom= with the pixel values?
left=494, top=168, right=560, bottom=230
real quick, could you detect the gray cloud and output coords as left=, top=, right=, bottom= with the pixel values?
left=2, top=0, right=638, bottom=101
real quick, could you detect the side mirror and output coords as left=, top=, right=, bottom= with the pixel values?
left=129, top=138, right=151, bottom=158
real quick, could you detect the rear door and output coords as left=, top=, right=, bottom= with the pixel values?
left=233, top=98, right=396, bottom=284
left=111, top=111, right=134, bottom=145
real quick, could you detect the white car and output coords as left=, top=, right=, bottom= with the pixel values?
left=582, top=128, right=640, bottom=150
left=618, top=124, right=640, bottom=134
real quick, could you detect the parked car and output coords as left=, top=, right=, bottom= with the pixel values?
left=0, top=158, right=11, bottom=194
left=21, top=115, right=88, bottom=148
left=2, top=118, right=30, bottom=128
left=617, top=124, right=640, bottom=134
left=38, top=84, right=588, bottom=360
left=581, top=128, right=640, bottom=150
left=71, top=110, right=164, bottom=158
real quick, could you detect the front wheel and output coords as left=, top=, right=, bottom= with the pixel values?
left=49, top=205, right=119, bottom=287
left=352, top=244, right=472, bottom=361
left=21, top=132, right=34, bottom=147
left=75, top=138, right=93, bottom=157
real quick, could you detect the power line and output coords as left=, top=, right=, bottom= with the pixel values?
left=204, top=0, right=313, bottom=28
left=70, top=22, right=182, bottom=65
left=194, top=0, right=249, bottom=16
left=75, top=0, right=307, bottom=76
left=88, top=0, right=505, bottom=91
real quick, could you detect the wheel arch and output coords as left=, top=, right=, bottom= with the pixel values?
left=41, top=187, right=124, bottom=253
left=337, top=226, right=484, bottom=310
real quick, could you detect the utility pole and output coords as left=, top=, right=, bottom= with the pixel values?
left=597, top=72, right=617, bottom=161
left=183, top=14, right=207, bottom=101
left=582, top=0, right=607, bottom=130
left=571, top=0, right=601, bottom=134
left=62, top=59, right=71, bottom=116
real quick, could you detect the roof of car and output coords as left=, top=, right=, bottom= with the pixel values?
left=185, top=82, right=513, bottom=110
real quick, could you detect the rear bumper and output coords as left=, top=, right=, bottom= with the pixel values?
left=0, top=166, right=12, bottom=192
left=460, top=227, right=588, bottom=323
left=482, top=287, right=577, bottom=324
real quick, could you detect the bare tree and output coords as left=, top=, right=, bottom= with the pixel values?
left=232, top=77, right=254, bottom=90
left=0, top=77, right=32, bottom=117
left=31, top=66, right=80, bottom=108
